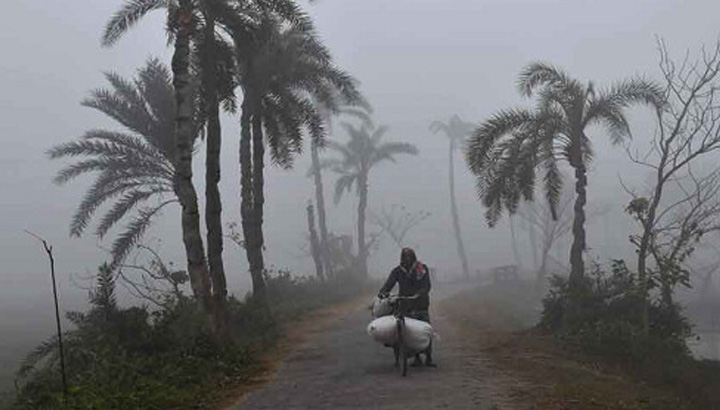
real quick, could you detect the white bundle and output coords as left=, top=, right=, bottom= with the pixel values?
left=402, top=318, right=433, bottom=352
left=367, top=316, right=397, bottom=344
left=366, top=316, right=435, bottom=352
left=371, top=296, right=393, bottom=318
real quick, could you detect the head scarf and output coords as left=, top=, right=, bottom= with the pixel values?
left=400, top=247, right=417, bottom=270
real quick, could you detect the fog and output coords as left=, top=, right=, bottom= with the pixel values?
left=3, top=0, right=720, bottom=390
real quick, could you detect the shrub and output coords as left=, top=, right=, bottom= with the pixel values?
left=9, top=266, right=367, bottom=409
left=540, top=260, right=692, bottom=364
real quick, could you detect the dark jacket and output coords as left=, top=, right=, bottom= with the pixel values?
left=379, top=263, right=431, bottom=311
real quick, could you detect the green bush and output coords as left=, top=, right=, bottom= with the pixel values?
left=537, top=261, right=720, bottom=408
left=540, top=260, right=692, bottom=364
left=8, top=267, right=367, bottom=409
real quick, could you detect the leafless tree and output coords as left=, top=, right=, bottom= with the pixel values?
left=516, top=188, right=574, bottom=282
left=624, top=38, right=720, bottom=331
left=369, top=205, right=431, bottom=250
left=628, top=168, right=720, bottom=306
left=24, top=231, right=67, bottom=402
left=117, top=244, right=189, bottom=309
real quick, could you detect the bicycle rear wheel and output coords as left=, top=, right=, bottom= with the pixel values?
left=397, top=319, right=408, bottom=376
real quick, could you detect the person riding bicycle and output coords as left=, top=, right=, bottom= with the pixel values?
left=378, top=247, right=436, bottom=367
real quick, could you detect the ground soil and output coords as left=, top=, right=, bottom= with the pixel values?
left=224, top=282, right=522, bottom=410
left=222, top=280, right=706, bottom=410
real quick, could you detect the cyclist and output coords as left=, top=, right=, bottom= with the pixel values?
left=378, top=247, right=436, bottom=367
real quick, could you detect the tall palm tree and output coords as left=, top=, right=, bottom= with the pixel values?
left=102, top=0, right=212, bottom=310
left=326, top=123, right=418, bottom=276
left=466, top=63, right=663, bottom=288
left=430, top=115, right=473, bottom=279
left=233, top=12, right=362, bottom=298
left=48, top=59, right=186, bottom=269
left=310, top=102, right=373, bottom=278
left=100, top=0, right=300, bottom=316
left=195, top=0, right=243, bottom=333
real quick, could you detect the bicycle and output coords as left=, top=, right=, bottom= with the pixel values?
left=380, top=293, right=420, bottom=377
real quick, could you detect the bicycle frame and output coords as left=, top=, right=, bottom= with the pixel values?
left=382, top=294, right=418, bottom=377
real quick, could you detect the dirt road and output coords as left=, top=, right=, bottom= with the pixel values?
left=231, top=283, right=519, bottom=410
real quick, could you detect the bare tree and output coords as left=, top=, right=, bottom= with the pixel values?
left=117, top=244, right=189, bottom=308
left=25, top=231, right=67, bottom=403
left=625, top=38, right=720, bottom=331
left=627, top=168, right=720, bottom=306
left=369, top=205, right=431, bottom=250
left=516, top=188, right=574, bottom=282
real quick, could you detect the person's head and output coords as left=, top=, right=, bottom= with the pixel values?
left=400, top=247, right=417, bottom=270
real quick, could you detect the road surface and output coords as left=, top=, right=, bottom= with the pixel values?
left=232, top=284, right=518, bottom=410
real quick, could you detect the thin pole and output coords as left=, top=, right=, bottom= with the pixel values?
left=25, top=231, right=67, bottom=403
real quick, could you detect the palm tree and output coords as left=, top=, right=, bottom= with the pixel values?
left=100, top=0, right=303, bottom=318
left=233, top=12, right=362, bottom=298
left=466, top=62, right=663, bottom=288
left=310, top=102, right=373, bottom=278
left=48, top=59, right=185, bottom=269
left=102, top=0, right=212, bottom=310
left=326, top=123, right=418, bottom=276
left=195, top=0, right=243, bottom=333
left=430, top=115, right=473, bottom=279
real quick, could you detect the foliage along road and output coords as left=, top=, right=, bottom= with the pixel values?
left=228, top=282, right=521, bottom=410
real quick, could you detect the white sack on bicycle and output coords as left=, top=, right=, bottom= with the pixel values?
left=367, top=317, right=436, bottom=352
left=371, top=297, right=393, bottom=318
left=367, top=316, right=397, bottom=344
left=402, top=318, right=433, bottom=352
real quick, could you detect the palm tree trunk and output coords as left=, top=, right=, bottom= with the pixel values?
left=172, top=0, right=211, bottom=310
left=510, top=216, right=523, bottom=268
left=311, top=140, right=333, bottom=277
left=239, top=99, right=260, bottom=298
left=357, top=172, right=369, bottom=277
left=202, top=8, right=227, bottom=336
left=306, top=202, right=324, bottom=279
left=449, top=142, right=470, bottom=279
left=569, top=162, right=587, bottom=289
left=249, top=112, right=267, bottom=299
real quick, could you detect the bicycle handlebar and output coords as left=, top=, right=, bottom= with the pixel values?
left=380, top=294, right=420, bottom=300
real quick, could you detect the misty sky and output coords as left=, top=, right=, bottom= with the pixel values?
left=2, top=0, right=720, bottom=376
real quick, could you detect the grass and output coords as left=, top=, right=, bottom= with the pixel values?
left=440, top=280, right=720, bottom=410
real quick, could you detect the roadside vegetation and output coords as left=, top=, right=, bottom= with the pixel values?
left=460, top=39, right=720, bottom=410
left=7, top=264, right=370, bottom=409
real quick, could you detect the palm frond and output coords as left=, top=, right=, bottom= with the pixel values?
left=17, top=335, right=61, bottom=377
left=338, top=106, right=373, bottom=127
left=466, top=108, right=535, bottom=175
left=109, top=200, right=175, bottom=269
left=333, top=173, right=357, bottom=204
left=69, top=176, right=149, bottom=237
left=89, top=264, right=117, bottom=315
left=102, top=0, right=168, bottom=47
left=585, top=100, right=632, bottom=143
left=95, top=189, right=157, bottom=238
left=583, top=78, right=664, bottom=143
left=518, top=62, right=582, bottom=97
left=372, top=142, right=418, bottom=166
left=601, top=77, right=665, bottom=110
left=50, top=59, right=178, bottom=243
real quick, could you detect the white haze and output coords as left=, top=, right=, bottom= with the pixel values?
left=2, top=0, right=720, bottom=387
